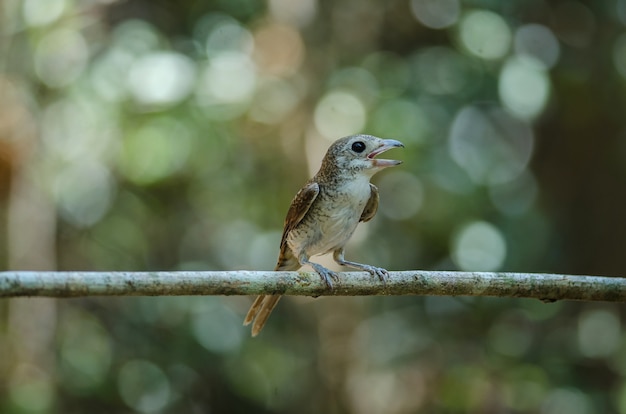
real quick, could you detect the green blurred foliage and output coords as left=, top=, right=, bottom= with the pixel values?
left=2, top=0, right=626, bottom=412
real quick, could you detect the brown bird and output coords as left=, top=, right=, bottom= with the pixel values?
left=243, top=134, right=404, bottom=336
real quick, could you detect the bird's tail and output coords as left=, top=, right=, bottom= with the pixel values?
left=243, top=295, right=281, bottom=337
left=243, top=253, right=299, bottom=336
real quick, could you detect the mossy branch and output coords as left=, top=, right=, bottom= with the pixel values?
left=1, top=271, right=625, bottom=302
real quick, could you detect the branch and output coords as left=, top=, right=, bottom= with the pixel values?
left=1, top=271, right=625, bottom=302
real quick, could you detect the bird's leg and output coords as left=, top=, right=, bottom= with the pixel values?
left=333, top=248, right=389, bottom=284
left=299, top=252, right=339, bottom=289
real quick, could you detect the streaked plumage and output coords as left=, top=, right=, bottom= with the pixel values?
left=244, top=135, right=403, bottom=336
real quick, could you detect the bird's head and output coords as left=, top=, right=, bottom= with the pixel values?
left=321, top=134, right=404, bottom=178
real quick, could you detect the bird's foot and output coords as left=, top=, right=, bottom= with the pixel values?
left=361, top=265, right=389, bottom=285
left=311, top=263, right=339, bottom=289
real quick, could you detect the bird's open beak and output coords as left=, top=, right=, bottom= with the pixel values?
left=367, top=139, right=404, bottom=167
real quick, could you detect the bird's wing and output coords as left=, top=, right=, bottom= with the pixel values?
left=246, top=182, right=319, bottom=336
left=276, top=181, right=320, bottom=268
left=359, top=183, right=379, bottom=222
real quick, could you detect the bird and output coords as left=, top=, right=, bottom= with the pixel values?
left=243, top=134, right=404, bottom=337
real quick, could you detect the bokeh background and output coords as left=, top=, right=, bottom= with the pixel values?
left=2, top=0, right=626, bottom=412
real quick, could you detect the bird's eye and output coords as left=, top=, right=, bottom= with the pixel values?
left=351, top=141, right=366, bottom=153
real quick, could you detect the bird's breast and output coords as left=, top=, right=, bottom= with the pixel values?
left=288, top=177, right=372, bottom=257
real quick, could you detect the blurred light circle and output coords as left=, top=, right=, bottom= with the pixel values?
left=113, top=20, right=160, bottom=54
left=53, top=162, right=115, bottom=227
left=413, top=46, right=471, bottom=95
left=377, top=171, right=424, bottom=220
left=410, top=0, right=460, bottom=29
left=205, top=15, right=254, bottom=56
left=362, top=52, right=411, bottom=99
left=488, top=311, right=533, bottom=357
left=314, top=91, right=366, bottom=140
left=118, top=360, right=171, bottom=413
left=268, top=0, right=317, bottom=27
left=371, top=99, right=429, bottom=144
left=449, top=105, right=534, bottom=185
left=191, top=302, right=244, bottom=354
left=248, top=231, right=283, bottom=270
left=613, top=33, right=626, bottom=80
left=489, top=171, right=538, bottom=216
left=428, top=150, right=475, bottom=194
left=499, top=55, right=550, bottom=120
left=35, top=28, right=88, bottom=88
left=90, top=48, right=135, bottom=102
left=200, top=52, right=256, bottom=103
left=619, top=1, right=626, bottom=26
left=41, top=98, right=116, bottom=162
left=23, top=0, right=65, bottom=27
left=59, top=310, right=113, bottom=392
left=459, top=10, right=511, bottom=60
left=253, top=23, right=305, bottom=76
left=502, top=367, right=548, bottom=411
left=8, top=364, right=55, bottom=412
left=119, top=118, right=192, bottom=185
left=552, top=2, right=595, bottom=48
left=249, top=77, right=300, bottom=124
left=127, top=52, right=196, bottom=107
left=578, top=309, right=621, bottom=358
left=514, top=24, right=560, bottom=69
left=452, top=221, right=507, bottom=271
left=211, top=220, right=259, bottom=269
left=541, top=388, right=592, bottom=414
left=328, top=67, right=379, bottom=106
left=618, top=383, right=626, bottom=414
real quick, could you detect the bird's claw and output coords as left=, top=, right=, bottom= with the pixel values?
left=363, top=265, right=389, bottom=286
left=320, top=270, right=339, bottom=289
left=312, top=264, right=339, bottom=290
